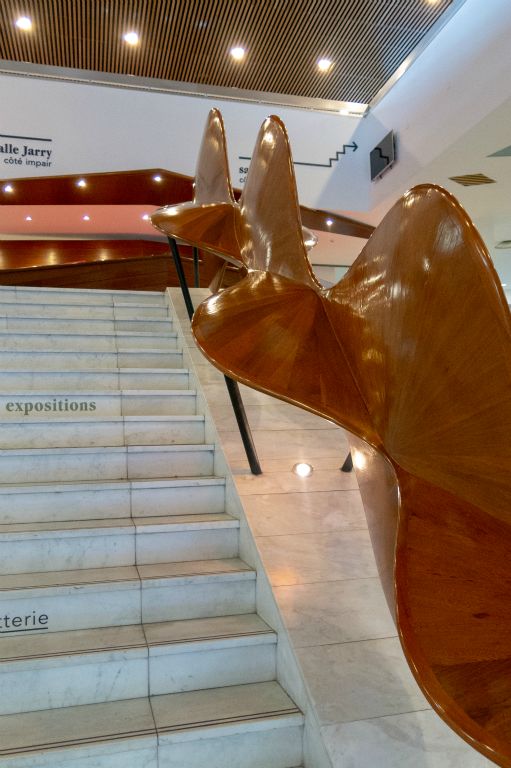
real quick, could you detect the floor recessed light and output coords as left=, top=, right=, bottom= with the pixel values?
left=142, top=214, right=150, bottom=221
left=82, top=215, right=91, bottom=221
left=292, top=462, right=314, bottom=477
left=15, top=16, right=32, bottom=31
left=25, top=216, right=32, bottom=221
left=230, top=46, right=246, bottom=61
left=317, top=58, right=333, bottom=72
left=326, top=219, right=333, bottom=226
left=153, top=175, right=162, bottom=182
left=76, top=178, right=87, bottom=188
left=3, top=185, right=14, bottom=193
left=123, top=31, right=139, bottom=46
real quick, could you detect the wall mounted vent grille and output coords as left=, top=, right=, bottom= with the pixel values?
left=448, top=173, right=496, bottom=187
left=0, top=0, right=456, bottom=105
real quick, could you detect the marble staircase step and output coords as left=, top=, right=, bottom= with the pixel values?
left=0, top=367, right=191, bottom=391
left=0, top=415, right=205, bottom=449
left=0, top=682, right=302, bottom=768
left=0, top=444, right=216, bottom=483
left=0, top=348, right=184, bottom=369
left=0, top=476, right=226, bottom=523
left=0, top=558, right=256, bottom=632
left=0, top=389, right=198, bottom=418
left=0, top=286, right=166, bottom=306
left=0, top=300, right=170, bottom=320
left=152, top=681, right=303, bottom=768
left=0, top=513, right=239, bottom=574
left=0, top=329, right=179, bottom=351
left=1, top=315, right=174, bottom=333
left=0, top=614, right=276, bottom=714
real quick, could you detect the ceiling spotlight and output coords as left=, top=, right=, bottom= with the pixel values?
left=123, top=31, right=139, bottom=46
left=82, top=215, right=90, bottom=221
left=326, top=218, right=333, bottom=226
left=153, top=174, right=162, bottom=182
left=25, top=215, right=32, bottom=221
left=76, top=178, right=87, bottom=188
left=15, top=16, right=32, bottom=31
left=230, top=46, right=246, bottom=61
left=317, top=58, right=333, bottom=72
left=3, top=185, right=14, bottom=193
left=292, top=462, right=314, bottom=478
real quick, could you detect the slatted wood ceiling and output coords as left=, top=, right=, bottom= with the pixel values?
left=0, top=0, right=454, bottom=104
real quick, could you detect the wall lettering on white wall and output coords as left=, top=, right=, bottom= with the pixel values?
left=0, top=132, right=53, bottom=169
left=0, top=611, right=49, bottom=633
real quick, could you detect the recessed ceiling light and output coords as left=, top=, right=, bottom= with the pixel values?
left=317, top=58, right=333, bottom=72
left=3, top=185, right=14, bottom=193
left=25, top=215, right=32, bottom=221
left=326, top=218, right=333, bottom=226
left=82, top=215, right=90, bottom=221
left=76, top=178, right=87, bottom=188
left=142, top=214, right=150, bottom=221
left=123, top=31, right=139, bottom=46
left=292, top=462, right=314, bottom=477
left=15, top=16, right=32, bottom=31
left=230, top=46, right=246, bottom=61
left=153, top=174, right=162, bottom=182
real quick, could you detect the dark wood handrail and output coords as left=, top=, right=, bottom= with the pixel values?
left=158, top=109, right=511, bottom=767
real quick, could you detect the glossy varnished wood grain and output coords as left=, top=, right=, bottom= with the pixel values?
left=0, top=240, right=227, bottom=291
left=185, top=112, right=511, bottom=765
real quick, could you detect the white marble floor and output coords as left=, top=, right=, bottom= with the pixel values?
left=179, top=288, right=493, bottom=768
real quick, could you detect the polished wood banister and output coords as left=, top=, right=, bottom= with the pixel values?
left=156, top=108, right=511, bottom=766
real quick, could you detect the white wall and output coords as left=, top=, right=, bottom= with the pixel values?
left=0, top=70, right=360, bottom=210
left=330, top=0, right=511, bottom=217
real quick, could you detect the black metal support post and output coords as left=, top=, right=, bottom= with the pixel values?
left=192, top=246, right=200, bottom=288
left=341, top=452, right=353, bottom=472
left=223, top=376, right=262, bottom=475
left=168, top=237, right=195, bottom=319
left=168, top=237, right=262, bottom=475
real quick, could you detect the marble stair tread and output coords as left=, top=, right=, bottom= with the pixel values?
left=0, top=614, right=274, bottom=663
left=0, top=443, right=215, bottom=484
left=0, top=623, right=147, bottom=662
left=0, top=517, right=136, bottom=537
left=0, top=681, right=300, bottom=758
left=0, top=367, right=190, bottom=390
left=0, top=286, right=166, bottom=304
left=0, top=475, right=224, bottom=493
left=137, top=558, right=255, bottom=586
left=0, top=696, right=155, bottom=757
left=0, top=564, right=140, bottom=593
left=0, top=303, right=170, bottom=319
left=134, top=513, right=238, bottom=532
left=0, top=390, right=198, bottom=417
left=0, top=558, right=253, bottom=593
left=0, top=349, right=185, bottom=370
left=0, top=513, right=236, bottom=539
left=0, top=415, right=205, bottom=451
left=143, top=613, right=275, bottom=649
left=151, top=681, right=302, bottom=736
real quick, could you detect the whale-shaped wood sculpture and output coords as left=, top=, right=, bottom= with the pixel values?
left=184, top=113, right=511, bottom=766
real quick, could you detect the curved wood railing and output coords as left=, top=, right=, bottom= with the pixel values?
left=152, top=109, right=511, bottom=767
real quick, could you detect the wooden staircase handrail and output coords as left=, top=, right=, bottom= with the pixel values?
left=156, top=109, right=511, bottom=767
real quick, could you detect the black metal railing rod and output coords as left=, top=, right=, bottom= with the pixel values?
left=224, top=376, right=262, bottom=475
left=167, top=237, right=262, bottom=476
left=168, top=237, right=195, bottom=319
left=193, top=246, right=200, bottom=288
